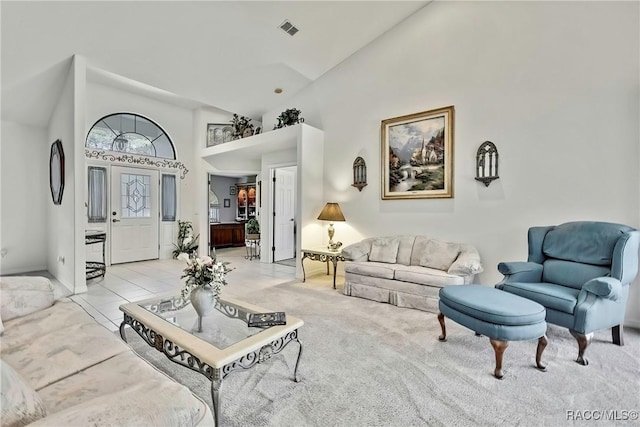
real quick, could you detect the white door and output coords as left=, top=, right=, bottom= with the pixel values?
left=273, top=167, right=296, bottom=261
left=110, top=166, right=159, bottom=264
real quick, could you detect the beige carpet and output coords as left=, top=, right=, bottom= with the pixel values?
left=126, top=278, right=640, bottom=427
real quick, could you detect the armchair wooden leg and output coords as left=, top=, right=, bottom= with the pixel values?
left=569, top=330, right=592, bottom=366
left=612, top=325, right=624, bottom=346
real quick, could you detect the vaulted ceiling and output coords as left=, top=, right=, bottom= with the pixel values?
left=1, top=1, right=428, bottom=127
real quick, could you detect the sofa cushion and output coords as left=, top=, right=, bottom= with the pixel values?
left=394, top=265, right=465, bottom=287
left=1, top=359, right=47, bottom=427
left=543, top=221, right=633, bottom=266
left=0, top=277, right=54, bottom=321
left=542, top=259, right=610, bottom=290
left=499, top=282, right=580, bottom=314
left=419, top=239, right=460, bottom=271
left=395, top=236, right=417, bottom=266
left=346, top=261, right=395, bottom=280
left=37, top=351, right=208, bottom=419
left=1, top=308, right=129, bottom=390
left=369, top=237, right=400, bottom=264
left=29, top=381, right=207, bottom=427
left=1, top=301, right=96, bottom=352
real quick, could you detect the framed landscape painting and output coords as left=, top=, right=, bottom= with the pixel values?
left=381, top=106, right=454, bottom=200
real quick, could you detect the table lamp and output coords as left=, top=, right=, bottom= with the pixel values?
left=317, top=202, right=346, bottom=250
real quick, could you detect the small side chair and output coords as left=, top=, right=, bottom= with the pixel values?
left=496, top=221, right=639, bottom=365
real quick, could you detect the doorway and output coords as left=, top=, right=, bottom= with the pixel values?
left=110, top=165, right=159, bottom=264
left=272, top=166, right=296, bottom=263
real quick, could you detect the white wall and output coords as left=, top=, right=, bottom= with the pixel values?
left=263, top=2, right=640, bottom=325
left=47, top=64, right=77, bottom=292
left=0, top=121, right=48, bottom=274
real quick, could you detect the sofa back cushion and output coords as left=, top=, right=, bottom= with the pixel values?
left=1, top=359, right=47, bottom=427
left=369, top=238, right=400, bottom=263
left=395, top=236, right=417, bottom=266
left=543, top=221, right=633, bottom=266
left=542, top=259, right=611, bottom=289
left=419, top=239, right=461, bottom=271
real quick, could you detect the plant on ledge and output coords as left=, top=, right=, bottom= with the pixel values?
left=273, top=108, right=304, bottom=129
left=231, top=114, right=255, bottom=139
left=172, top=220, right=199, bottom=259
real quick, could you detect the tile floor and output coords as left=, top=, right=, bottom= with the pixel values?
left=74, top=247, right=297, bottom=332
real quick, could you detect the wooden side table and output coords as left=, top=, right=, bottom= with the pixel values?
left=300, top=247, right=345, bottom=289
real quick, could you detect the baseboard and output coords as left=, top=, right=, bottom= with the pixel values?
left=624, top=318, right=640, bottom=329
left=0, top=264, right=48, bottom=276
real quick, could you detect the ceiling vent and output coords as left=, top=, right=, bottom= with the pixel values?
left=279, top=20, right=299, bottom=36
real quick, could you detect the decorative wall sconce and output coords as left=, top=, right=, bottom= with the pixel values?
left=475, top=141, right=499, bottom=187
left=352, top=156, right=367, bottom=191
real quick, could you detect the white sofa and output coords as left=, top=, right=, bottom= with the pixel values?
left=341, top=236, right=483, bottom=312
left=0, top=276, right=213, bottom=427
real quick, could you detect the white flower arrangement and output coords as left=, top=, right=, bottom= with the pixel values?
left=179, top=253, right=232, bottom=299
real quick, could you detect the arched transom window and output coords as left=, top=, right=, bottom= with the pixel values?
left=86, top=113, right=176, bottom=159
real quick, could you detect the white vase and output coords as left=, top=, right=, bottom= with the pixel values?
left=190, top=286, right=217, bottom=332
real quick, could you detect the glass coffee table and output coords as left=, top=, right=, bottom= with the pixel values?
left=119, top=294, right=303, bottom=427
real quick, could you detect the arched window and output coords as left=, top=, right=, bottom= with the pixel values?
left=86, top=113, right=176, bottom=159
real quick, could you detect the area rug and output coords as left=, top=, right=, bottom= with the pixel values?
left=126, top=280, right=640, bottom=427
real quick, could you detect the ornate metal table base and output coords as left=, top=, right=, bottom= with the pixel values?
left=120, top=314, right=303, bottom=426
left=301, top=249, right=345, bottom=289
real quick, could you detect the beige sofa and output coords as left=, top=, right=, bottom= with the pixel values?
left=341, top=236, right=483, bottom=312
left=0, top=276, right=213, bottom=427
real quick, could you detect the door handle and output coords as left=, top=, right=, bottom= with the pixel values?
left=112, top=219, right=121, bottom=223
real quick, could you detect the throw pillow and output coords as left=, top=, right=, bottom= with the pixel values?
left=369, top=238, right=400, bottom=264
left=1, top=359, right=47, bottom=427
left=420, top=239, right=461, bottom=271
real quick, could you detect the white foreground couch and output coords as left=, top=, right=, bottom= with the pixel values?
left=341, top=236, right=483, bottom=312
left=0, top=276, right=213, bottom=427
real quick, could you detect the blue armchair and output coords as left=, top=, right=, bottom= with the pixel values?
left=496, top=221, right=639, bottom=365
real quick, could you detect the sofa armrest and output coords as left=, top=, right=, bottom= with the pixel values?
left=0, top=277, right=55, bottom=321
left=582, top=277, right=623, bottom=301
left=447, top=245, right=483, bottom=276
left=496, top=262, right=543, bottom=282
left=341, top=240, right=372, bottom=262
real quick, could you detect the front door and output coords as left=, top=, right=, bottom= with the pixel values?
left=110, top=166, right=159, bottom=264
left=273, top=167, right=296, bottom=261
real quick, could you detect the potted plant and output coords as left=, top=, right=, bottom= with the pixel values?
left=273, top=108, right=304, bottom=129
left=246, top=218, right=260, bottom=239
left=231, top=114, right=254, bottom=139
left=172, top=220, right=199, bottom=259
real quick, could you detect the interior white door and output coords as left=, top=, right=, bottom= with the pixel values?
left=273, top=167, right=296, bottom=261
left=110, top=166, right=159, bottom=264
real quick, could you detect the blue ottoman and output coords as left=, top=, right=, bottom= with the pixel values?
left=438, top=285, right=548, bottom=379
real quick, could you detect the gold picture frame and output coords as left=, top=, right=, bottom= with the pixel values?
left=381, top=105, right=454, bottom=200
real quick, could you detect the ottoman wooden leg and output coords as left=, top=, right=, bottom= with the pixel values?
left=489, top=339, right=508, bottom=379
left=437, top=313, right=447, bottom=342
left=535, top=335, right=548, bottom=371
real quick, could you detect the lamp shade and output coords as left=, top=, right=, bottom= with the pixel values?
left=317, top=202, right=345, bottom=222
